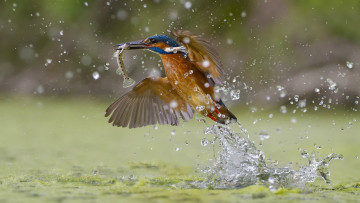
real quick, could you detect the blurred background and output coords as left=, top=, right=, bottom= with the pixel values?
left=1, top=0, right=359, bottom=108
left=0, top=1, right=360, bottom=200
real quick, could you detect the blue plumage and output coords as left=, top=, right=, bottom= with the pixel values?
left=148, top=35, right=179, bottom=47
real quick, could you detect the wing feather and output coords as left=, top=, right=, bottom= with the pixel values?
left=171, top=30, right=225, bottom=85
left=105, top=76, right=194, bottom=128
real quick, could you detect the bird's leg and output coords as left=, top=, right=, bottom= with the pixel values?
left=213, top=105, right=221, bottom=114
left=208, top=114, right=217, bottom=122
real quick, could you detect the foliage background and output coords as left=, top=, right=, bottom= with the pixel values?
left=1, top=0, right=359, bottom=109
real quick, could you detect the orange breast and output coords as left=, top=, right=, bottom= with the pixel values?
left=160, top=54, right=215, bottom=114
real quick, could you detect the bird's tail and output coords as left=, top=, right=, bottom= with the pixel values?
left=208, top=99, right=237, bottom=124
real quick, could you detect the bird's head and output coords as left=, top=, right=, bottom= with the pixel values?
left=115, top=35, right=180, bottom=55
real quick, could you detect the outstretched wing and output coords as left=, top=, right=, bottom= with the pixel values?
left=105, top=76, right=194, bottom=128
left=171, top=30, right=225, bottom=86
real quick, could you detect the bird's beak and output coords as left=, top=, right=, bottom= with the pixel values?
left=114, top=40, right=150, bottom=50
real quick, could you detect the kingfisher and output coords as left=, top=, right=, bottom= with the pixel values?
left=105, top=30, right=237, bottom=128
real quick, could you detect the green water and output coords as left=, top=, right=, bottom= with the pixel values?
left=0, top=97, right=359, bottom=202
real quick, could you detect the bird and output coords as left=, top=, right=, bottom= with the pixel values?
left=105, top=30, right=237, bottom=128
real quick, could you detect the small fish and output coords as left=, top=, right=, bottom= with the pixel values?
left=115, top=47, right=135, bottom=88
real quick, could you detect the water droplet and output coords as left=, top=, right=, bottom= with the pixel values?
left=65, top=71, right=73, bottom=79
left=153, top=125, right=158, bottom=130
left=196, top=105, right=205, bottom=111
left=276, top=85, right=284, bottom=91
left=171, top=130, right=176, bottom=135
left=117, top=10, right=128, bottom=21
left=46, top=58, right=52, bottom=64
left=204, top=82, right=210, bottom=88
left=241, top=11, right=247, bottom=18
left=202, top=60, right=210, bottom=68
left=326, top=78, right=337, bottom=90
left=92, top=71, right=100, bottom=80
left=170, top=101, right=178, bottom=108
left=59, top=30, right=63, bottom=36
left=294, top=95, right=299, bottom=102
left=182, top=37, right=190, bottom=44
left=259, top=130, right=270, bottom=141
left=280, top=105, right=287, bottom=114
left=184, top=1, right=192, bottom=9
left=201, top=138, right=209, bottom=146
left=314, top=88, right=320, bottom=93
left=279, top=91, right=286, bottom=98
left=346, top=61, right=354, bottom=69
left=36, top=85, right=44, bottom=94
left=230, top=90, right=240, bottom=100
left=226, top=38, right=233, bottom=45
left=298, top=99, right=306, bottom=108
left=175, top=147, right=180, bottom=151
left=84, top=2, right=88, bottom=6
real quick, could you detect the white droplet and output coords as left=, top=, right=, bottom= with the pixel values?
left=346, top=61, right=354, bottom=69
left=279, top=91, right=286, bottom=98
left=84, top=2, right=88, bottom=6
left=259, top=130, right=270, bottom=141
left=169, top=11, right=178, bottom=20
left=117, top=10, right=128, bottom=21
left=326, top=78, right=337, bottom=90
left=182, top=37, right=190, bottom=44
left=204, top=82, right=210, bottom=88
left=226, top=38, right=233, bottom=45
left=196, top=105, right=205, bottom=111
left=184, top=1, right=192, bottom=9
left=241, top=11, right=247, bottom=18
left=276, top=85, right=284, bottom=91
left=171, top=130, right=176, bottom=135
left=46, top=58, right=52, bottom=65
left=294, top=95, right=299, bottom=102
left=230, top=89, right=240, bottom=100
left=170, top=101, right=178, bottom=108
left=81, top=55, right=92, bottom=66
left=36, top=85, right=44, bottom=94
left=298, top=99, right=306, bottom=108
left=314, top=88, right=320, bottom=93
left=291, top=118, right=297, bottom=123
left=59, top=30, right=63, bottom=36
left=201, top=138, right=209, bottom=146
left=202, top=60, right=210, bottom=68
left=92, top=71, right=100, bottom=80
left=65, top=71, right=73, bottom=79
left=280, top=105, right=287, bottom=114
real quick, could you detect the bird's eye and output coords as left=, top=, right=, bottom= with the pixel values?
left=150, top=38, right=157, bottom=43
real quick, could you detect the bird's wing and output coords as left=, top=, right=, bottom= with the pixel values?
left=105, top=76, right=194, bottom=128
left=172, top=30, right=225, bottom=86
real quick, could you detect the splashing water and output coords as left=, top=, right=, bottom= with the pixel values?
left=198, top=123, right=343, bottom=190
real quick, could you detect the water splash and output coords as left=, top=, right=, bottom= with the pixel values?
left=199, top=123, right=343, bottom=190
